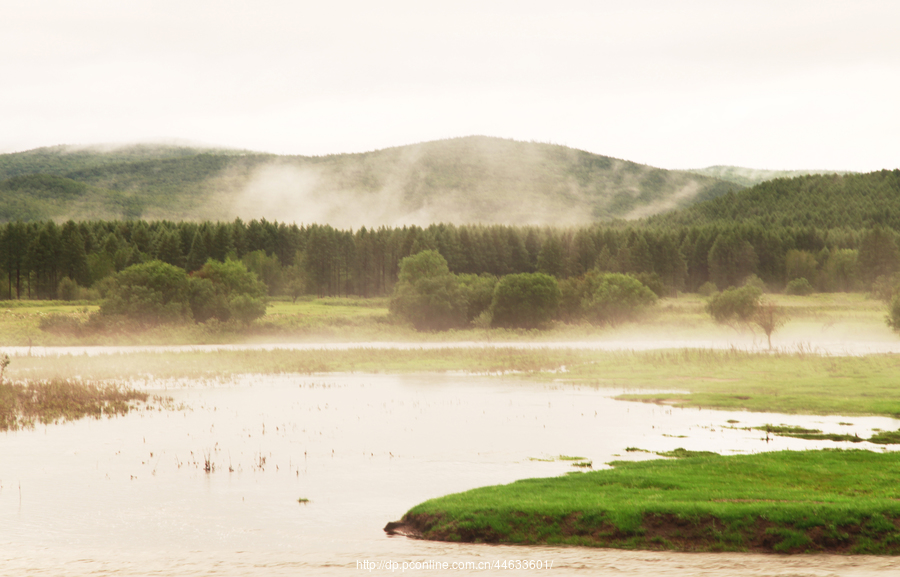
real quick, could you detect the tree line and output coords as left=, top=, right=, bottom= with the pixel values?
left=2, top=218, right=900, bottom=301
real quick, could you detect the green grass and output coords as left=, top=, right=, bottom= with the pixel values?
left=3, top=291, right=894, bottom=348
left=753, top=424, right=864, bottom=443
left=7, top=344, right=900, bottom=418
left=571, top=348, right=900, bottom=417
left=396, top=450, right=900, bottom=553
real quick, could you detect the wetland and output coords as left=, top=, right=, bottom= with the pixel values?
left=4, top=294, right=900, bottom=574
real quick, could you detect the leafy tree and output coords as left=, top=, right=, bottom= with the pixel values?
left=191, top=259, right=269, bottom=324
left=583, top=272, right=657, bottom=326
left=242, top=250, right=283, bottom=296
left=706, top=285, right=762, bottom=326
left=457, top=273, right=498, bottom=323
left=755, top=300, right=786, bottom=350
left=785, top=277, right=814, bottom=296
left=490, top=272, right=560, bottom=329
left=57, top=276, right=80, bottom=301
left=887, top=294, right=900, bottom=333
left=631, top=271, right=666, bottom=298
left=283, top=261, right=307, bottom=303
left=100, top=260, right=192, bottom=324
left=697, top=281, right=718, bottom=296
left=389, top=250, right=467, bottom=331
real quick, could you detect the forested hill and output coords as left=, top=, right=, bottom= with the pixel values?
left=647, top=170, right=900, bottom=230
left=0, top=137, right=742, bottom=226
left=686, top=166, right=856, bottom=188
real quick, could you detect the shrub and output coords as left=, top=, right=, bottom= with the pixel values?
left=190, top=259, right=269, bottom=324
left=389, top=251, right=467, bottom=331
left=871, top=273, right=900, bottom=302
left=99, top=260, right=192, bottom=325
left=785, top=277, right=814, bottom=296
left=632, top=272, right=666, bottom=298
left=697, top=281, right=718, bottom=297
left=743, top=274, right=766, bottom=291
left=458, top=273, right=498, bottom=322
left=887, top=294, right=900, bottom=333
left=584, top=273, right=657, bottom=326
left=706, top=285, right=761, bottom=325
left=490, top=273, right=560, bottom=329
left=57, top=277, right=81, bottom=301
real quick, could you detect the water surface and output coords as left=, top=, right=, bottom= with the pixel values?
left=2, top=373, right=897, bottom=575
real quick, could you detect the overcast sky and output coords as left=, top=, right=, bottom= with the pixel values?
left=3, top=0, right=898, bottom=171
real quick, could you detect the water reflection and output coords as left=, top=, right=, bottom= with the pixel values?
left=1, top=373, right=897, bottom=575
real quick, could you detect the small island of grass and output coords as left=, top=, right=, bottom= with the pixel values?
left=386, top=450, right=900, bottom=554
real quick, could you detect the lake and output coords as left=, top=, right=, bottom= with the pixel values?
left=2, top=372, right=898, bottom=575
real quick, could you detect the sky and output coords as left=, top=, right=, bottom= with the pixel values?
left=2, top=0, right=899, bottom=171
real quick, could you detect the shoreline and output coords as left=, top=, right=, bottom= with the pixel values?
left=386, top=450, right=900, bottom=555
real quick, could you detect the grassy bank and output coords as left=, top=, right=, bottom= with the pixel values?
left=0, top=292, right=893, bottom=347
left=392, top=450, right=900, bottom=554
left=567, top=348, right=900, bottom=417
left=6, top=347, right=900, bottom=419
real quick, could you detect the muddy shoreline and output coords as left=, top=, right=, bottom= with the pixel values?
left=386, top=511, right=900, bottom=554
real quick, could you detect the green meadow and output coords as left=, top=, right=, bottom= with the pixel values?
left=395, top=450, right=900, bottom=553
left=0, top=291, right=893, bottom=347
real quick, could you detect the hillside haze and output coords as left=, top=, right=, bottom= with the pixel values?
left=687, top=165, right=856, bottom=188
left=0, top=137, right=742, bottom=226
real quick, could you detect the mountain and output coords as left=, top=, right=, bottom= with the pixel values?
left=687, top=165, right=856, bottom=188
left=0, top=136, right=742, bottom=226
left=647, top=170, right=900, bottom=230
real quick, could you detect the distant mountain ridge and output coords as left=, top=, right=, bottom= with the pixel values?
left=686, top=165, right=856, bottom=188
left=0, top=136, right=743, bottom=226
left=648, top=170, right=900, bottom=230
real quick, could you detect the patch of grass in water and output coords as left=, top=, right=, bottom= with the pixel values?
left=656, top=448, right=720, bottom=459
left=754, top=424, right=863, bottom=443
left=396, top=450, right=900, bottom=553
left=0, top=379, right=162, bottom=431
left=868, top=430, right=900, bottom=445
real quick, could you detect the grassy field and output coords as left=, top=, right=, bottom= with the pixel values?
left=392, top=449, right=900, bottom=553
left=0, top=292, right=893, bottom=347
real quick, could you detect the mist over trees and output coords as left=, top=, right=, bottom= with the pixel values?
left=0, top=137, right=744, bottom=227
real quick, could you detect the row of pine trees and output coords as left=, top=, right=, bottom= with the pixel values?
left=2, top=218, right=899, bottom=300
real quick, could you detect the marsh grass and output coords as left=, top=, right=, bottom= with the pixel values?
left=399, top=450, right=900, bottom=553
left=6, top=344, right=900, bottom=418
left=752, top=424, right=863, bottom=443
left=868, top=430, right=900, bottom=444
left=0, top=378, right=151, bottom=431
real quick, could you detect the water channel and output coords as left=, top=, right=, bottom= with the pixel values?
left=2, top=370, right=899, bottom=575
